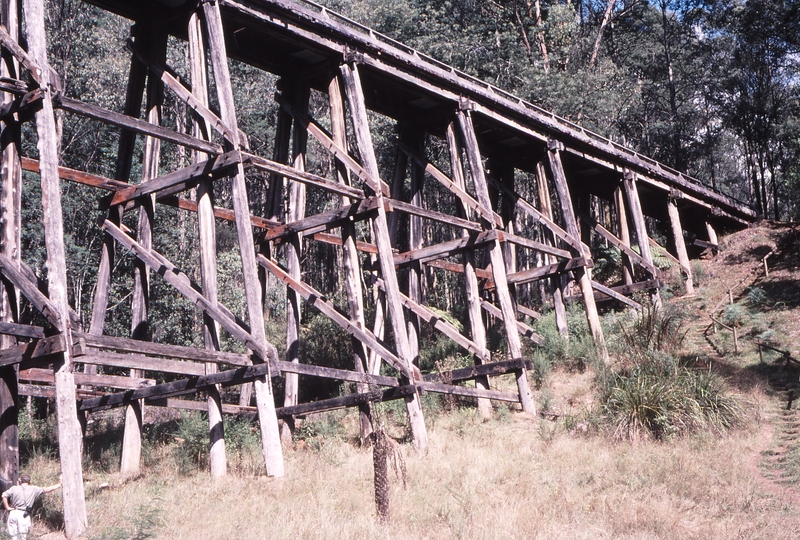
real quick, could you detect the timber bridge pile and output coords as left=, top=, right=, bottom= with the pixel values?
left=0, top=0, right=755, bottom=536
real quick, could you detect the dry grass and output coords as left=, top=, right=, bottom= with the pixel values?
left=23, top=396, right=789, bottom=540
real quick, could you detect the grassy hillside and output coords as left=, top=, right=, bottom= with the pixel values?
left=22, top=223, right=800, bottom=539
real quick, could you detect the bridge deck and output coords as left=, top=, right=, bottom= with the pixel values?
left=86, top=0, right=756, bottom=231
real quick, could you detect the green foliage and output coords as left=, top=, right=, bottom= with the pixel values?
left=602, top=355, right=742, bottom=440
left=722, top=303, right=748, bottom=329
left=747, top=286, right=768, bottom=308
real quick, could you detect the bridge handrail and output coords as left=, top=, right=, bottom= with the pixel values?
left=288, top=0, right=748, bottom=209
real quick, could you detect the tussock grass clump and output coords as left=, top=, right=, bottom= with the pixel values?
left=615, top=303, right=687, bottom=362
left=603, top=357, right=742, bottom=440
left=604, top=305, right=741, bottom=440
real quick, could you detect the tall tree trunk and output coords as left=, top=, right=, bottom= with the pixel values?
left=589, top=0, right=616, bottom=67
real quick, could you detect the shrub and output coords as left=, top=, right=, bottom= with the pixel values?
left=747, top=286, right=768, bottom=307
left=722, top=303, right=747, bottom=328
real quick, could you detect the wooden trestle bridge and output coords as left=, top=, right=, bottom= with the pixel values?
left=0, top=0, right=755, bottom=535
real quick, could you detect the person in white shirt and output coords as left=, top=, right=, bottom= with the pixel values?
left=1, top=473, right=61, bottom=540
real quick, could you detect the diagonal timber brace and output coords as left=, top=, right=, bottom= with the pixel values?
left=102, top=220, right=271, bottom=359
left=277, top=93, right=391, bottom=196
left=257, top=254, right=413, bottom=379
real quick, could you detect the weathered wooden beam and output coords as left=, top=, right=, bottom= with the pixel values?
left=0, top=0, right=23, bottom=489
left=307, top=232, right=379, bottom=255
left=159, top=195, right=279, bottom=230
left=257, top=255, right=409, bottom=378
left=422, top=358, right=532, bottom=384
left=56, top=96, right=223, bottom=155
left=78, top=351, right=207, bottom=376
left=389, top=198, right=482, bottom=233
left=126, top=37, right=240, bottom=145
left=392, top=230, right=498, bottom=267
left=489, top=175, right=583, bottom=252
left=104, top=151, right=242, bottom=207
left=421, top=259, right=493, bottom=280
left=396, top=136, right=501, bottom=227
left=445, top=120, right=492, bottom=418
left=23, top=0, right=86, bottom=532
left=245, top=153, right=364, bottom=201
left=0, top=335, right=66, bottom=368
left=375, top=279, right=488, bottom=362
left=0, top=321, right=45, bottom=339
left=78, top=362, right=273, bottom=412
left=547, top=140, right=608, bottom=360
left=78, top=333, right=251, bottom=366
left=517, top=305, right=541, bottom=320
left=19, top=368, right=155, bottom=390
left=566, top=279, right=662, bottom=303
left=329, top=72, right=373, bottom=443
left=280, top=81, right=310, bottom=446
left=103, top=220, right=262, bottom=353
left=622, top=170, right=661, bottom=309
left=416, top=381, right=521, bottom=403
left=258, top=197, right=379, bottom=243
left=340, top=62, right=427, bottom=449
left=0, top=254, right=61, bottom=328
left=145, top=397, right=254, bottom=415
left=188, top=9, right=227, bottom=478
left=275, top=360, right=399, bottom=387
left=276, top=93, right=390, bottom=196
left=613, top=186, right=635, bottom=285
left=456, top=106, right=535, bottom=414
left=19, top=384, right=102, bottom=400
left=20, top=157, right=129, bottom=191
left=275, top=386, right=416, bottom=418
left=578, top=212, right=661, bottom=278
left=499, top=231, right=572, bottom=260
left=504, top=257, right=592, bottom=286
left=666, top=197, right=694, bottom=294
left=590, top=281, right=642, bottom=310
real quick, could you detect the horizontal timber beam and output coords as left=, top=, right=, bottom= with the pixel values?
left=56, top=96, right=223, bottom=155
left=422, top=358, right=532, bottom=384
left=104, top=151, right=242, bottom=207
left=20, top=368, right=155, bottom=390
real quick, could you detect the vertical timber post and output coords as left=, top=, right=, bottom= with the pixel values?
left=446, top=121, right=492, bottom=418
left=87, top=24, right=148, bottom=350
left=329, top=75, right=373, bottom=442
left=202, top=0, right=284, bottom=476
left=622, top=170, right=662, bottom=310
left=535, top=160, right=568, bottom=338
left=339, top=61, right=428, bottom=450
left=666, top=193, right=694, bottom=295
left=547, top=139, right=609, bottom=361
left=456, top=105, right=536, bottom=414
left=706, top=221, right=719, bottom=246
left=23, top=0, right=88, bottom=534
left=0, top=0, right=21, bottom=488
left=281, top=81, right=310, bottom=447
left=407, top=127, right=425, bottom=367
left=613, top=186, right=634, bottom=286
left=122, top=26, right=167, bottom=477
left=188, top=11, right=226, bottom=478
